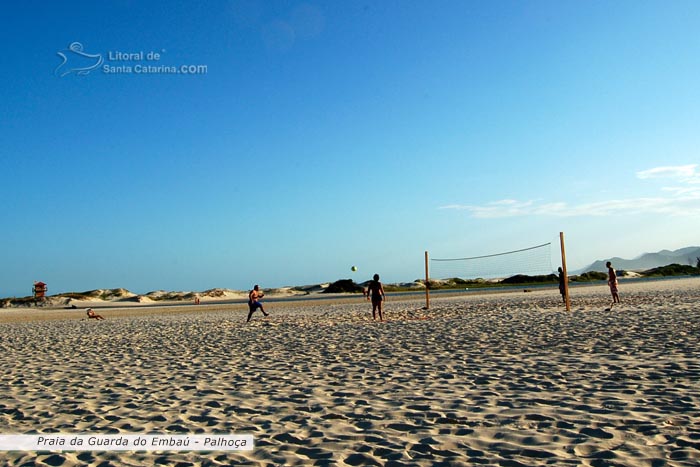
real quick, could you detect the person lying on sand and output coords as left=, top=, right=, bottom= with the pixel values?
left=86, top=308, right=105, bottom=320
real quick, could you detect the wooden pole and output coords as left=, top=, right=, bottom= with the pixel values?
left=424, top=250, right=430, bottom=310
left=560, top=232, right=571, bottom=311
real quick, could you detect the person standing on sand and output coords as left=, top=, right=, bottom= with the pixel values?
left=606, top=261, right=621, bottom=308
left=247, top=285, right=268, bottom=322
left=558, top=267, right=567, bottom=305
left=365, top=274, right=386, bottom=321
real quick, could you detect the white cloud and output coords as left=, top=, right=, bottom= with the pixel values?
left=441, top=165, right=700, bottom=218
left=636, top=164, right=698, bottom=181
left=662, top=186, right=700, bottom=196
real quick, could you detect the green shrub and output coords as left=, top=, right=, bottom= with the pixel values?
left=572, top=271, right=608, bottom=282
left=324, top=279, right=363, bottom=293
left=500, top=274, right=557, bottom=285
left=642, top=263, right=700, bottom=277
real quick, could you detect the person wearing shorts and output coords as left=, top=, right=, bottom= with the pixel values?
left=365, top=274, right=386, bottom=321
left=606, top=261, right=620, bottom=308
left=247, top=284, right=269, bottom=322
left=558, top=266, right=567, bottom=305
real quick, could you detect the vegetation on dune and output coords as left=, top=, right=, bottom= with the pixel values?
left=382, top=282, right=423, bottom=292
left=642, top=263, right=700, bottom=277
left=53, top=289, right=133, bottom=301
left=425, top=276, right=558, bottom=290
left=423, top=278, right=498, bottom=290
left=0, top=296, right=35, bottom=307
left=201, top=289, right=228, bottom=298
left=56, top=292, right=93, bottom=300
left=571, top=271, right=608, bottom=282
left=146, top=291, right=197, bottom=301
left=3, top=262, right=699, bottom=306
left=427, top=262, right=699, bottom=291
left=501, top=274, right=558, bottom=284
left=323, top=279, right=364, bottom=294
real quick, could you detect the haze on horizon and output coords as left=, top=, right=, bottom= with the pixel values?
left=1, top=1, right=699, bottom=298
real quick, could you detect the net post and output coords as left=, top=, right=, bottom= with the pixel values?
left=424, top=250, right=430, bottom=310
left=560, top=232, right=571, bottom=311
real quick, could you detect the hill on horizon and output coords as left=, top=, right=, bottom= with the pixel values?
left=582, top=246, right=700, bottom=273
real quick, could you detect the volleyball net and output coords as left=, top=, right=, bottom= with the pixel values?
left=423, top=232, right=571, bottom=310
left=429, top=242, right=554, bottom=282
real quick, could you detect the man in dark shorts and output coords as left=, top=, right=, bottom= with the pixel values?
left=247, top=285, right=269, bottom=322
left=365, top=274, right=386, bottom=321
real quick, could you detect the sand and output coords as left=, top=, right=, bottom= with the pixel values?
left=1, top=278, right=699, bottom=466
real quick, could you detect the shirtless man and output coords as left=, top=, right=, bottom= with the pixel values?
left=606, top=261, right=620, bottom=309
left=365, top=274, right=386, bottom=321
left=86, top=308, right=105, bottom=320
left=247, top=284, right=269, bottom=322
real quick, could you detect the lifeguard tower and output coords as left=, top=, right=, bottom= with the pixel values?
left=33, top=281, right=47, bottom=300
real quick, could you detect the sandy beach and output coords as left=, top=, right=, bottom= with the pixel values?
left=1, top=278, right=698, bottom=466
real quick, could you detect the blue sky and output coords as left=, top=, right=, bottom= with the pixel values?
left=1, top=1, right=699, bottom=297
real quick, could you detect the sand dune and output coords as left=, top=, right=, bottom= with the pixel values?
left=1, top=285, right=328, bottom=309
left=0, top=278, right=698, bottom=466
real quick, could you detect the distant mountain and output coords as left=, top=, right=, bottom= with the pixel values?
left=582, top=247, right=700, bottom=273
